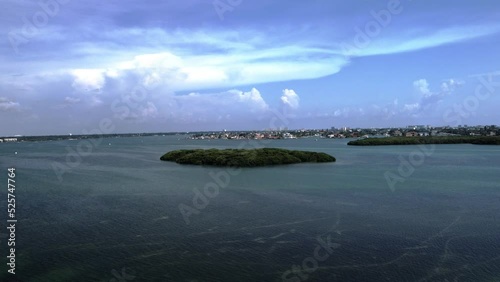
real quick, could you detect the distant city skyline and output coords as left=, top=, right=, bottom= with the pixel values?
left=1, top=123, right=499, bottom=138
left=1, top=0, right=500, bottom=136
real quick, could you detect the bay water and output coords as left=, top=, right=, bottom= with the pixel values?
left=1, top=136, right=499, bottom=281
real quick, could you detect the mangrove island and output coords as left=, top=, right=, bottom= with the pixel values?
left=160, top=148, right=336, bottom=167
left=347, top=136, right=500, bottom=146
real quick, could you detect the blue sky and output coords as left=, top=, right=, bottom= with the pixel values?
left=1, top=0, right=500, bottom=135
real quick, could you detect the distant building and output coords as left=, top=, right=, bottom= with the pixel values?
left=406, top=131, right=418, bottom=137
left=2, top=138, right=17, bottom=142
left=392, top=130, right=403, bottom=137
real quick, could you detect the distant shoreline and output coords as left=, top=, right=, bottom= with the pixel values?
left=347, top=136, right=500, bottom=146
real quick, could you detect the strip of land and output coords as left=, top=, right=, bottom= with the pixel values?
left=347, top=136, right=500, bottom=146
left=160, top=148, right=336, bottom=167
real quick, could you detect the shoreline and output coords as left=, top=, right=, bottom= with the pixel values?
left=347, top=136, right=500, bottom=146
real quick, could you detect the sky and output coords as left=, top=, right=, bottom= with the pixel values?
left=1, top=0, right=500, bottom=136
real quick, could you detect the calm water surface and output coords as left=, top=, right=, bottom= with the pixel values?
left=0, top=136, right=499, bottom=281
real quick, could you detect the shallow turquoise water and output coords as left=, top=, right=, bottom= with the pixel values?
left=0, top=136, right=499, bottom=281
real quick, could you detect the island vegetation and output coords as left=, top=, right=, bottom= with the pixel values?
left=160, top=148, right=336, bottom=167
left=347, top=136, right=500, bottom=146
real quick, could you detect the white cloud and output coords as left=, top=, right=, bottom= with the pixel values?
left=230, top=88, right=269, bottom=111
left=440, top=78, right=464, bottom=93
left=149, top=87, right=271, bottom=125
left=178, top=88, right=269, bottom=112
left=62, top=44, right=346, bottom=92
left=34, top=28, right=348, bottom=93
left=403, top=103, right=420, bottom=112
left=413, top=79, right=431, bottom=97
left=404, top=77, right=464, bottom=116
left=342, top=25, right=500, bottom=57
left=71, top=69, right=106, bottom=93
left=414, top=77, right=463, bottom=98
left=0, top=97, right=20, bottom=111
left=64, top=97, right=81, bottom=104
left=281, top=89, right=300, bottom=109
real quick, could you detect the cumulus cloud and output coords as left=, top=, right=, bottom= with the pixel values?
left=230, top=88, right=269, bottom=111
left=413, top=79, right=431, bottom=97
left=405, top=78, right=465, bottom=116
left=440, top=79, right=464, bottom=93
left=71, top=69, right=106, bottom=93
left=403, top=103, right=421, bottom=112
left=414, top=78, right=464, bottom=98
left=281, top=89, right=300, bottom=109
left=174, top=88, right=270, bottom=119
left=331, top=101, right=400, bottom=120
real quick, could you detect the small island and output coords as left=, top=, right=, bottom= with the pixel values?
left=347, top=136, right=500, bottom=146
left=160, top=148, right=336, bottom=167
